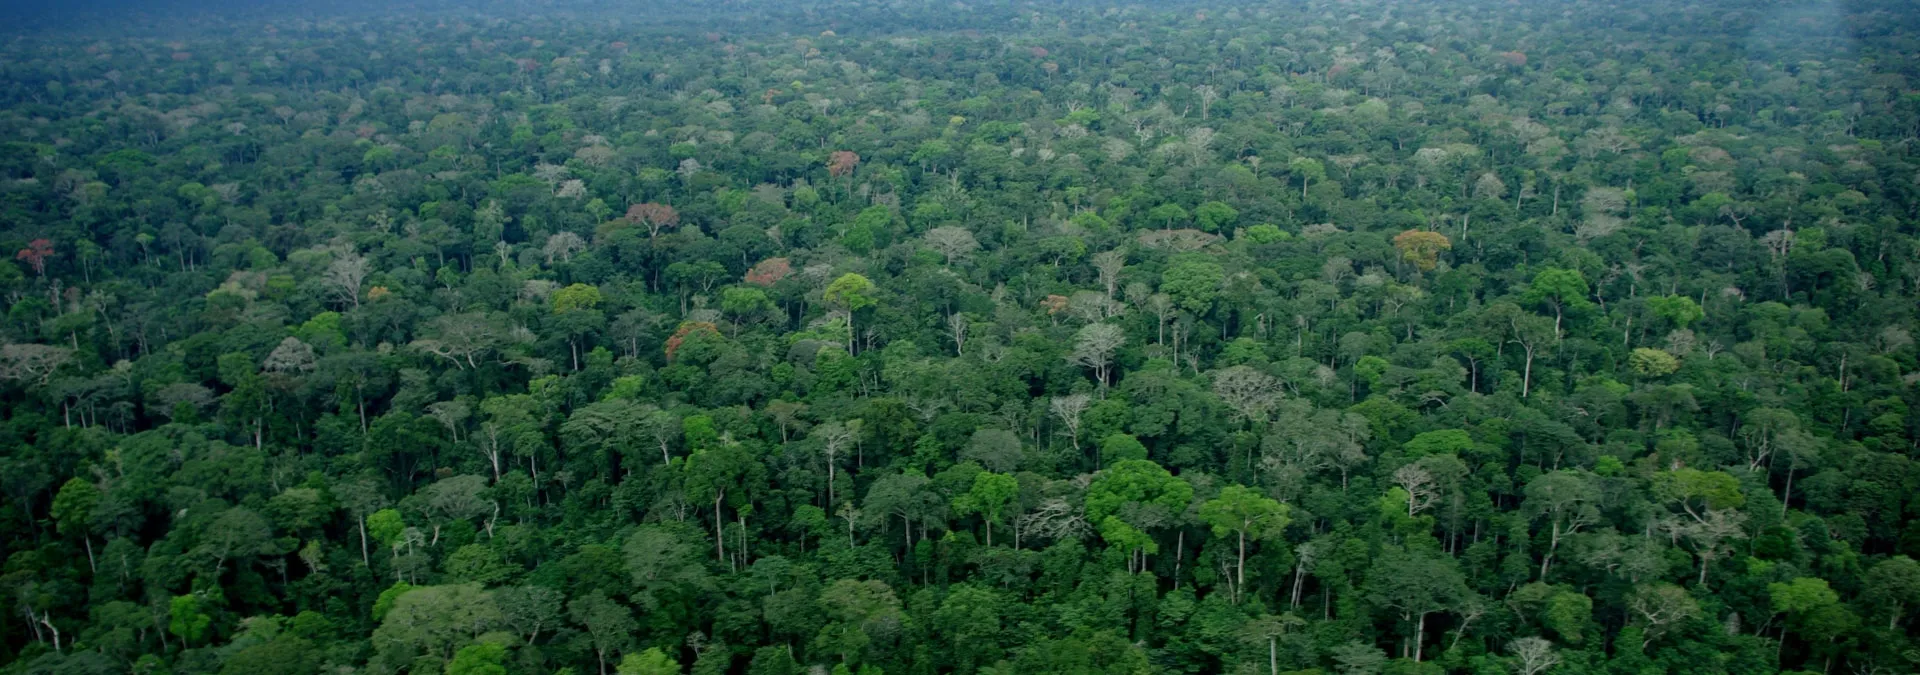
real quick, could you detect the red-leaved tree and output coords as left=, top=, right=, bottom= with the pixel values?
left=16, top=239, right=54, bottom=277
left=664, top=321, right=721, bottom=361
left=744, top=257, right=794, bottom=287
left=828, top=151, right=860, bottom=178
left=624, top=203, right=681, bottom=238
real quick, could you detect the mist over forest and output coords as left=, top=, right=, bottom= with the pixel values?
left=1, top=0, right=1919, bottom=674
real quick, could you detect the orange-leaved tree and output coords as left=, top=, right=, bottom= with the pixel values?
left=1393, top=230, right=1452, bottom=272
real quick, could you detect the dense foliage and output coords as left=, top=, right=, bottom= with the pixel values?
left=2, top=0, right=1919, bottom=673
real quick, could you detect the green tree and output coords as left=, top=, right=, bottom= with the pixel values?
left=1862, top=556, right=1920, bottom=630
left=953, top=471, right=1018, bottom=547
left=1364, top=547, right=1469, bottom=662
left=370, top=584, right=503, bottom=671
left=1645, top=294, right=1704, bottom=330
left=446, top=643, right=509, bottom=675
left=1627, top=347, right=1680, bottom=377
left=169, top=594, right=214, bottom=646
left=571, top=590, right=637, bottom=675
left=1161, top=258, right=1225, bottom=313
left=1148, top=203, right=1190, bottom=229
left=824, top=273, right=878, bottom=352
left=1288, top=157, right=1326, bottom=198
left=1197, top=484, right=1291, bottom=603
left=617, top=647, right=682, bottom=675
left=1193, top=201, right=1239, bottom=232
left=1522, top=268, right=1591, bottom=336
left=49, top=477, right=99, bottom=568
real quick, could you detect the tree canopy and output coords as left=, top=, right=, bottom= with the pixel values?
left=0, top=0, right=1917, bottom=673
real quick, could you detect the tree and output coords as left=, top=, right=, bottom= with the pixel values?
left=1626, top=583, right=1700, bottom=650
left=617, top=648, right=681, bottom=675
left=495, top=585, right=563, bottom=644
left=1198, top=484, right=1290, bottom=603
left=1240, top=613, right=1305, bottom=675
left=412, top=313, right=508, bottom=370
left=1211, top=366, right=1282, bottom=425
left=1160, top=258, right=1224, bottom=313
left=196, top=506, right=275, bottom=574
left=1288, top=157, right=1325, bottom=198
left=1651, top=468, right=1747, bottom=584
left=814, top=579, right=904, bottom=666
left=1645, top=294, right=1704, bottom=330
left=1862, top=556, right=1920, bottom=631
left=626, top=203, right=681, bottom=238
left=1389, top=464, right=1438, bottom=517
left=324, top=250, right=370, bottom=309
left=961, top=428, right=1024, bottom=473
left=932, top=584, right=1007, bottom=671
left=1068, top=323, right=1124, bottom=392
left=828, top=150, right=861, bottom=178
left=570, top=591, right=636, bottom=675
left=543, top=232, right=587, bottom=264
left=1627, top=347, right=1680, bottom=377
left=1392, top=230, right=1452, bottom=272
left=0, top=343, right=72, bottom=385
left=624, top=525, right=714, bottom=616
left=745, top=257, right=793, bottom=287
left=824, top=273, right=877, bottom=353
left=49, top=477, right=99, bottom=570
left=1194, top=201, right=1239, bottom=233
left=1086, top=460, right=1192, bottom=574
left=1148, top=203, right=1190, bottom=229
left=812, top=421, right=856, bottom=507
left=1507, top=637, right=1560, bottom=675
left=1051, top=394, right=1092, bottom=453
left=1330, top=640, right=1386, bottom=675
left=954, top=471, right=1018, bottom=547
left=447, top=643, right=510, bottom=675
left=370, top=585, right=503, bottom=670
left=861, top=471, right=942, bottom=551
left=169, top=594, right=214, bottom=646
left=553, top=283, right=604, bottom=314
left=15, top=238, right=54, bottom=276
left=1523, top=471, right=1600, bottom=579
left=1364, top=547, right=1467, bottom=661
left=1523, top=268, right=1591, bottom=337
left=1506, top=312, right=1555, bottom=398
left=417, top=475, right=493, bottom=544
left=923, top=226, right=979, bottom=265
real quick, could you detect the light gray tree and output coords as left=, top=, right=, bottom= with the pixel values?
left=324, top=250, right=370, bottom=309
left=1212, top=365, right=1283, bottom=424
left=1509, top=637, right=1560, bottom=675
left=923, top=226, right=980, bottom=265
left=1068, top=323, right=1125, bottom=392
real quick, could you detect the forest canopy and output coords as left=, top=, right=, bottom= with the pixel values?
left=1, top=0, right=1919, bottom=674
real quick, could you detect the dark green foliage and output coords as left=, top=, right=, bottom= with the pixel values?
left=0, top=0, right=1917, bottom=673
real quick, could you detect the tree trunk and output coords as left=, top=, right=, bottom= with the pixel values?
left=1236, top=529, right=1248, bottom=604
left=1521, top=348, right=1535, bottom=398
left=1780, top=466, right=1795, bottom=517
left=714, top=494, right=726, bottom=563
left=1539, top=521, right=1560, bottom=579
left=1291, top=563, right=1307, bottom=608
left=1173, top=530, right=1183, bottom=588
left=1414, top=612, right=1427, bottom=662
